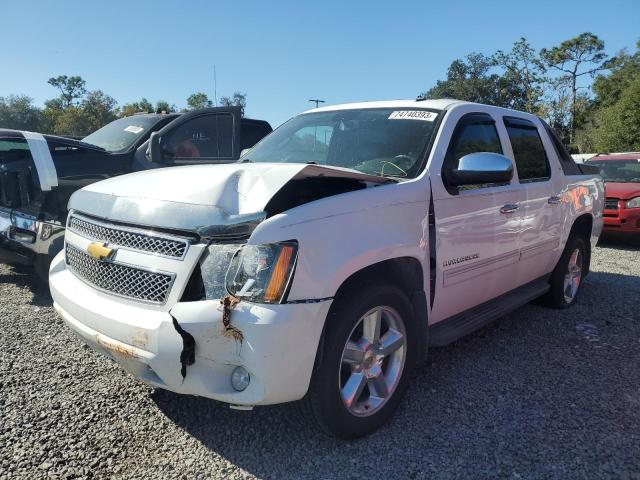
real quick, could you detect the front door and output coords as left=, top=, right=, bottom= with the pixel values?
left=154, top=107, right=243, bottom=165
left=429, top=111, right=525, bottom=323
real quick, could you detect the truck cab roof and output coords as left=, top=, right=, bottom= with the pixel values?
left=301, top=98, right=464, bottom=115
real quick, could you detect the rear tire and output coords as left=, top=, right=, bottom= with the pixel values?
left=302, top=284, right=419, bottom=439
left=544, top=235, right=586, bottom=309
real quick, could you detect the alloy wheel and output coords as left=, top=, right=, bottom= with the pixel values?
left=338, top=306, right=407, bottom=417
left=563, top=248, right=583, bottom=303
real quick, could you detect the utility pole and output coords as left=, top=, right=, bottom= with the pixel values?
left=214, top=65, right=218, bottom=107
left=308, top=98, right=325, bottom=108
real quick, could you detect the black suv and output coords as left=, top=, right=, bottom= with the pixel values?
left=0, top=106, right=271, bottom=278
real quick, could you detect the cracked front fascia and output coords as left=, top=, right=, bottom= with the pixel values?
left=220, top=295, right=244, bottom=343
left=170, top=314, right=195, bottom=379
left=169, top=295, right=244, bottom=380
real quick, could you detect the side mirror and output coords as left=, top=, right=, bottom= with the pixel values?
left=147, top=132, right=162, bottom=163
left=447, top=152, right=513, bottom=186
left=240, top=148, right=251, bottom=158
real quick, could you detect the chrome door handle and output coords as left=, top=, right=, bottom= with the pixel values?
left=548, top=195, right=561, bottom=205
left=500, top=203, right=520, bottom=214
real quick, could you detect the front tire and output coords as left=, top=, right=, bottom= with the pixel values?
left=544, top=235, right=587, bottom=309
left=303, top=284, right=419, bottom=439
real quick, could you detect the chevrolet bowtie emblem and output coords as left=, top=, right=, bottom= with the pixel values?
left=87, top=242, right=114, bottom=261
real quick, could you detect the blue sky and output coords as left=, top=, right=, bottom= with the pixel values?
left=1, top=0, right=638, bottom=126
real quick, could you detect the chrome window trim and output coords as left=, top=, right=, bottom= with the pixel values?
left=67, top=211, right=192, bottom=260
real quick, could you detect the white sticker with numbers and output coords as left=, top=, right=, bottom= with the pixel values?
left=124, top=125, right=144, bottom=134
left=388, top=110, right=437, bottom=122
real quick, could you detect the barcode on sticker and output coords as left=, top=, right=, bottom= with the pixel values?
left=388, top=111, right=437, bottom=122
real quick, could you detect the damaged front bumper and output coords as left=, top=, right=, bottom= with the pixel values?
left=49, top=251, right=332, bottom=406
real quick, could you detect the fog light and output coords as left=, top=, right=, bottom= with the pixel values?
left=231, top=366, right=250, bottom=392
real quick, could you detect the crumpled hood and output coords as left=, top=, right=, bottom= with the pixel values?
left=69, top=163, right=389, bottom=237
left=604, top=182, right=640, bottom=200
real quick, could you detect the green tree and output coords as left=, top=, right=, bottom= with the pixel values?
left=540, top=33, right=611, bottom=143
left=53, top=106, right=92, bottom=137
left=0, top=95, right=42, bottom=131
left=41, top=98, right=65, bottom=134
left=47, top=75, right=87, bottom=108
left=81, top=90, right=118, bottom=132
left=186, top=92, right=213, bottom=110
left=493, top=38, right=546, bottom=113
left=120, top=98, right=154, bottom=117
left=592, top=41, right=640, bottom=108
left=219, top=91, right=247, bottom=116
left=592, top=72, right=640, bottom=151
left=154, top=100, right=176, bottom=114
left=420, top=53, right=522, bottom=108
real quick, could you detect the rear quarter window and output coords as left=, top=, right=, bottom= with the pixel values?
left=241, top=121, right=272, bottom=150
left=541, top=121, right=582, bottom=175
left=504, top=117, right=550, bottom=183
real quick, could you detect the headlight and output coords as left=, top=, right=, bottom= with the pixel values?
left=225, top=241, right=298, bottom=303
left=626, top=197, right=640, bottom=209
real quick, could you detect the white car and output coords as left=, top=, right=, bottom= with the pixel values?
left=49, top=99, right=604, bottom=438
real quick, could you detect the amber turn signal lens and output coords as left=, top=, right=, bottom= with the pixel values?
left=264, top=245, right=295, bottom=302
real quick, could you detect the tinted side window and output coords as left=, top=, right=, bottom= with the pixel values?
left=241, top=122, right=271, bottom=150
left=0, top=138, right=34, bottom=208
left=541, top=120, right=581, bottom=175
left=504, top=117, right=550, bottom=182
left=443, top=113, right=503, bottom=191
left=163, top=114, right=233, bottom=159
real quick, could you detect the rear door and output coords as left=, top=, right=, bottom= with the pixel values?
left=154, top=107, right=242, bottom=164
left=502, top=116, right=563, bottom=284
left=430, top=109, right=525, bottom=322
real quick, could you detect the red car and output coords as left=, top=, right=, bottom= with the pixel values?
left=586, top=153, right=640, bottom=237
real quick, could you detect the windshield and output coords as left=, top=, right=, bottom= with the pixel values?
left=243, top=108, right=440, bottom=178
left=82, top=116, right=161, bottom=153
left=588, top=160, right=640, bottom=183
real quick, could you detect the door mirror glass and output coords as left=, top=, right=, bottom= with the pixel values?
left=147, top=131, right=162, bottom=163
left=447, top=152, right=513, bottom=186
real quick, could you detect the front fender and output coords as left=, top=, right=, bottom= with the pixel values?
left=249, top=180, right=431, bottom=301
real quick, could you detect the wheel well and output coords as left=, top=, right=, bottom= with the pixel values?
left=568, top=214, right=593, bottom=275
left=314, top=257, right=428, bottom=370
left=334, top=257, right=424, bottom=300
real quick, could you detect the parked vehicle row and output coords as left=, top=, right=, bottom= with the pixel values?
left=0, top=107, right=272, bottom=279
left=46, top=98, right=604, bottom=438
left=585, top=153, right=640, bottom=238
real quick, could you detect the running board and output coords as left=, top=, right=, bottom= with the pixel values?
left=428, top=276, right=550, bottom=347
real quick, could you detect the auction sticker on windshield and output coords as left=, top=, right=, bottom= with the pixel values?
left=124, top=126, right=144, bottom=134
left=388, top=111, right=438, bottom=121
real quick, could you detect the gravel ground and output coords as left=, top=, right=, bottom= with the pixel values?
left=1, top=239, right=639, bottom=480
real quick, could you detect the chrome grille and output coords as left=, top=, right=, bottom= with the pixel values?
left=65, top=244, right=174, bottom=304
left=605, top=198, right=619, bottom=210
left=68, top=214, right=189, bottom=258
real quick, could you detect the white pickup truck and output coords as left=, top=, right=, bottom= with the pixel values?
left=49, top=99, right=604, bottom=438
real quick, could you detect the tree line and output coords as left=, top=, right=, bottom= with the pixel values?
left=0, top=76, right=246, bottom=137
left=1, top=32, right=638, bottom=152
left=421, top=33, right=640, bottom=153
